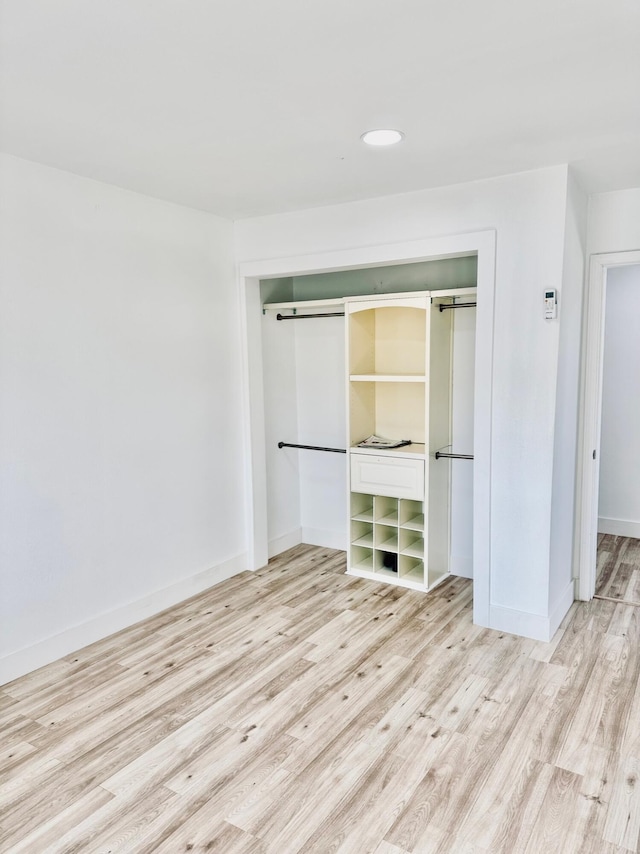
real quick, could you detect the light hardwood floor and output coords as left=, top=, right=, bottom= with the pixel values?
left=2, top=544, right=640, bottom=853
left=596, top=534, right=640, bottom=605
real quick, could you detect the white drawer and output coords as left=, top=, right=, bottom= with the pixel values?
left=350, top=453, right=425, bottom=500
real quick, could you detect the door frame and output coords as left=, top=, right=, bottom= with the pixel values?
left=576, top=249, right=640, bottom=600
left=238, top=229, right=496, bottom=629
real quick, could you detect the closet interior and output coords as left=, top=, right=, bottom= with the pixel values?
left=259, top=256, right=477, bottom=592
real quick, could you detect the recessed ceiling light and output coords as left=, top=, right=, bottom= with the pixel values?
left=361, top=129, right=405, bottom=147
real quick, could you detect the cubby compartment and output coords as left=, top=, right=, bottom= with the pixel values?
left=399, top=499, right=424, bottom=531
left=375, top=550, right=399, bottom=576
left=351, top=519, right=374, bottom=549
left=375, top=524, right=398, bottom=553
left=374, top=495, right=398, bottom=526
left=399, top=554, right=424, bottom=583
left=351, top=545, right=374, bottom=572
left=400, top=527, right=424, bottom=558
left=351, top=492, right=374, bottom=522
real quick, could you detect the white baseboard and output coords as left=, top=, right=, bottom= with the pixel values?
left=450, top=554, right=473, bottom=579
left=598, top=516, right=640, bottom=538
left=0, top=552, right=247, bottom=686
left=548, top=580, right=576, bottom=639
left=268, top=528, right=302, bottom=558
left=489, top=580, right=574, bottom=642
left=301, top=527, right=347, bottom=551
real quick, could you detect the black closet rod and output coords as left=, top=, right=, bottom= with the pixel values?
left=278, top=441, right=346, bottom=454
left=434, top=451, right=474, bottom=460
left=438, top=301, right=477, bottom=312
left=276, top=312, right=345, bottom=321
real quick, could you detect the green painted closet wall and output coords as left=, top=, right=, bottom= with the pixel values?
left=260, top=256, right=477, bottom=304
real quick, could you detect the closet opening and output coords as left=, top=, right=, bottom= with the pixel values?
left=258, top=257, right=477, bottom=594
left=239, top=229, right=496, bottom=629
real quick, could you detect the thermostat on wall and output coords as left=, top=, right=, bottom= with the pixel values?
left=544, top=289, right=557, bottom=319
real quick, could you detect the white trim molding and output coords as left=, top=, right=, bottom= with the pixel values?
left=301, top=527, right=348, bottom=551
left=0, top=553, right=247, bottom=686
left=598, top=517, right=640, bottom=539
left=489, top=580, right=574, bottom=643
left=268, top=529, right=303, bottom=558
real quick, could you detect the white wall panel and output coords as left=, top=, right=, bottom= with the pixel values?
left=0, top=153, right=243, bottom=680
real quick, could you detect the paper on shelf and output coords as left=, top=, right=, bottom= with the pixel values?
left=356, top=435, right=411, bottom=449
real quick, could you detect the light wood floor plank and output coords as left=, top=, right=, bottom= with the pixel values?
left=151, top=813, right=264, bottom=854
left=603, top=754, right=640, bottom=851
left=596, top=535, right=640, bottom=605
left=3, top=544, right=640, bottom=853
left=555, top=632, right=632, bottom=774
left=43, top=784, right=176, bottom=854
left=4, top=787, right=115, bottom=854
left=522, top=766, right=585, bottom=854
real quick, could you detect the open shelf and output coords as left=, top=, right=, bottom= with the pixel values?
left=351, top=546, right=374, bottom=572
left=399, top=555, right=424, bottom=583
left=401, top=542, right=424, bottom=559
left=376, top=533, right=399, bottom=553
left=349, top=382, right=426, bottom=447
left=352, top=510, right=374, bottom=522
left=350, top=493, right=374, bottom=521
left=400, top=499, right=424, bottom=529
left=351, top=518, right=374, bottom=549
left=350, top=374, right=426, bottom=383
left=350, top=443, right=426, bottom=459
left=349, top=303, right=427, bottom=376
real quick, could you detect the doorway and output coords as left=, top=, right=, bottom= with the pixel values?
left=593, top=263, right=640, bottom=604
left=577, top=251, right=640, bottom=601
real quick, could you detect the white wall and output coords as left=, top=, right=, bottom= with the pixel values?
left=0, top=154, right=245, bottom=683
left=260, top=311, right=301, bottom=555
left=294, top=316, right=347, bottom=549
left=450, top=307, right=476, bottom=579
left=261, top=309, right=346, bottom=555
left=237, top=166, right=575, bottom=639
left=549, top=170, right=587, bottom=612
left=598, top=264, right=640, bottom=537
left=587, top=188, right=640, bottom=255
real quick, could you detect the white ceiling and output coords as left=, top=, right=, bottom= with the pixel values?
left=1, top=0, right=639, bottom=219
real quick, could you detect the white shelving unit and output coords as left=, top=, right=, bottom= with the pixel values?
left=346, top=290, right=475, bottom=592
